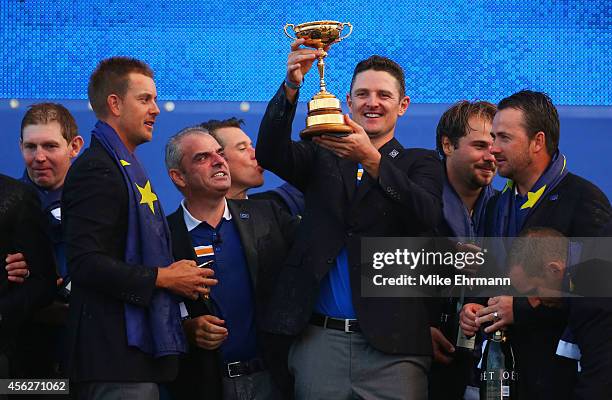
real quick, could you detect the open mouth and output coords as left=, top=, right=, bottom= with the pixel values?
left=212, top=171, right=227, bottom=178
left=364, top=113, right=382, bottom=118
left=144, top=120, right=155, bottom=128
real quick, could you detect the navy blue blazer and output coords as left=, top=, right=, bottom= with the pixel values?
left=256, top=84, right=444, bottom=355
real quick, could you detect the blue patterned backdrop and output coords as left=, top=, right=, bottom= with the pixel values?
left=2, top=0, right=611, bottom=104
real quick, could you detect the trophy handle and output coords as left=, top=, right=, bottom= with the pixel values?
left=338, top=22, right=353, bottom=41
left=283, top=24, right=296, bottom=40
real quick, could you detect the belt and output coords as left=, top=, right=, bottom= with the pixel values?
left=224, top=358, right=265, bottom=378
left=310, top=313, right=361, bottom=333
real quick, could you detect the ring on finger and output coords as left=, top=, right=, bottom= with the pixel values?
left=493, top=311, right=500, bottom=322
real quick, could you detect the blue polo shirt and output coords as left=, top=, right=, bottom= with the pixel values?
left=313, top=165, right=363, bottom=319
left=182, top=200, right=258, bottom=363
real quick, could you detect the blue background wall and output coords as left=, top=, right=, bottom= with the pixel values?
left=2, top=1, right=612, bottom=104
left=1, top=0, right=611, bottom=208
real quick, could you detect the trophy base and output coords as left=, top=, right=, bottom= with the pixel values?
left=300, top=123, right=353, bottom=140
left=300, top=90, right=353, bottom=140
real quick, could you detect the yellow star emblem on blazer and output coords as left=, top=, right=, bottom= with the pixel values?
left=136, top=181, right=158, bottom=214
left=520, top=185, right=547, bottom=210
left=120, top=160, right=131, bottom=166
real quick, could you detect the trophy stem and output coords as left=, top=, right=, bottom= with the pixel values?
left=317, top=51, right=328, bottom=93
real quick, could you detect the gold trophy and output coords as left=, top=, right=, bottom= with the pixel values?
left=284, top=20, right=353, bottom=139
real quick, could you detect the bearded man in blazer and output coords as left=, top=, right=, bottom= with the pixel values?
left=460, top=91, right=611, bottom=400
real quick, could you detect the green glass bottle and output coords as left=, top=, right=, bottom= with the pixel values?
left=480, top=330, right=518, bottom=399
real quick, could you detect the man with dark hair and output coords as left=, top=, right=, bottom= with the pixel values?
left=164, top=127, right=297, bottom=400
left=349, top=55, right=406, bottom=98
left=199, top=118, right=265, bottom=200
left=256, top=40, right=443, bottom=399
left=435, top=100, right=497, bottom=239
left=461, top=90, right=611, bottom=336
left=200, top=117, right=305, bottom=216
left=507, top=227, right=612, bottom=400
left=62, top=57, right=216, bottom=400
left=430, top=100, right=497, bottom=399
left=502, top=227, right=578, bottom=400
left=460, top=91, right=611, bottom=399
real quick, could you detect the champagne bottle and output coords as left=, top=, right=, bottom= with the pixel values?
left=480, top=330, right=518, bottom=399
left=440, top=286, right=475, bottom=350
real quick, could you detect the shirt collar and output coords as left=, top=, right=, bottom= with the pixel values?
left=181, top=198, right=232, bottom=232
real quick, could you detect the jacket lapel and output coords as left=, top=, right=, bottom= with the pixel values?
left=227, top=200, right=259, bottom=288
left=338, top=157, right=357, bottom=204
left=168, top=206, right=215, bottom=312
left=169, top=206, right=197, bottom=262
left=352, top=138, right=404, bottom=206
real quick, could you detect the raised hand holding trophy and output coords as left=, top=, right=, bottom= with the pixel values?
left=283, top=20, right=353, bottom=139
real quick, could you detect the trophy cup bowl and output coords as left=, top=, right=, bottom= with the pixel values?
left=284, top=20, right=352, bottom=49
left=284, top=21, right=354, bottom=139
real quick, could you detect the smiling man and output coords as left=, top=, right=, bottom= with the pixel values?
left=256, top=44, right=443, bottom=400
left=62, top=57, right=215, bottom=400
left=430, top=100, right=497, bottom=400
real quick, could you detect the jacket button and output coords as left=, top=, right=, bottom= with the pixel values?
left=327, top=258, right=334, bottom=264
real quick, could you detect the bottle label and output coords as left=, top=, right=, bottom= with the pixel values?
left=480, top=370, right=517, bottom=399
left=456, top=329, right=475, bottom=349
left=480, top=369, right=518, bottom=381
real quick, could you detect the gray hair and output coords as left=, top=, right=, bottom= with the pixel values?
left=164, top=126, right=211, bottom=171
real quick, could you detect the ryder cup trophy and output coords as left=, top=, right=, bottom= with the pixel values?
left=283, top=20, right=353, bottom=139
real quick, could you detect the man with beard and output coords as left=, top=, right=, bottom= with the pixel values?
left=460, top=90, right=611, bottom=400
left=256, top=40, right=443, bottom=399
left=429, top=100, right=497, bottom=400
